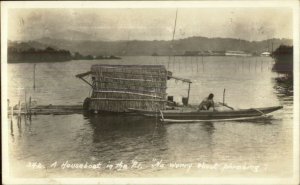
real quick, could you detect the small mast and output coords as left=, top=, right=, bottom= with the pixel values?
left=168, top=9, right=178, bottom=69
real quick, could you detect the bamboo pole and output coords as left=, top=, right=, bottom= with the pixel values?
left=168, top=8, right=178, bottom=70
left=24, top=90, right=28, bottom=115
left=17, top=100, right=21, bottom=128
left=93, top=90, right=163, bottom=98
left=29, top=96, right=32, bottom=118
left=10, top=119, right=14, bottom=136
left=187, top=83, right=191, bottom=105
left=8, top=99, right=10, bottom=112
left=221, top=88, right=234, bottom=110
left=18, top=100, right=21, bottom=118
left=91, top=98, right=167, bottom=102
left=10, top=106, right=14, bottom=136
left=33, top=64, right=36, bottom=90
left=11, top=106, right=14, bottom=120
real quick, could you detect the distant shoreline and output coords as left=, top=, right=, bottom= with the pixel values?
left=7, top=55, right=272, bottom=64
left=8, top=46, right=122, bottom=63
left=8, top=37, right=292, bottom=57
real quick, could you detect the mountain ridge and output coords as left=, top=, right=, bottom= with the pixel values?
left=9, top=36, right=293, bottom=56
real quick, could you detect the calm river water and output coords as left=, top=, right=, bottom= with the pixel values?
left=7, top=56, right=293, bottom=178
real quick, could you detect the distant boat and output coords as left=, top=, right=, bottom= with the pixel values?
left=261, top=51, right=271, bottom=57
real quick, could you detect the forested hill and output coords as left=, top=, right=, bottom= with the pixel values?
left=9, top=37, right=292, bottom=57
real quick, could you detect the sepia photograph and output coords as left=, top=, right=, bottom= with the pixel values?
left=1, top=1, right=299, bottom=184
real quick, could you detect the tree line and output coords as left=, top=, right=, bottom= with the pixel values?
left=8, top=47, right=72, bottom=62
left=8, top=46, right=121, bottom=63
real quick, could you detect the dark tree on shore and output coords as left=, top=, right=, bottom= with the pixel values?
left=271, top=45, right=293, bottom=75
left=272, top=45, right=293, bottom=95
left=8, top=47, right=72, bottom=63
left=73, top=52, right=83, bottom=60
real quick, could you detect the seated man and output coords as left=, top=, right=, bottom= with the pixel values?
left=198, top=93, right=216, bottom=111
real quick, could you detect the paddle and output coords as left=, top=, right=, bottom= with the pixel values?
left=218, top=102, right=234, bottom=110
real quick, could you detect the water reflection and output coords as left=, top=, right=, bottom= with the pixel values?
left=199, top=122, right=215, bottom=164
left=201, top=122, right=215, bottom=134
left=85, top=113, right=168, bottom=163
left=272, top=71, right=293, bottom=121
left=162, top=121, right=217, bottom=164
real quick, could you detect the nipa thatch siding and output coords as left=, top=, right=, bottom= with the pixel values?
left=89, top=65, right=168, bottom=112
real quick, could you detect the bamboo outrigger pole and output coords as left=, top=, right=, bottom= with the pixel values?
left=168, top=9, right=178, bottom=69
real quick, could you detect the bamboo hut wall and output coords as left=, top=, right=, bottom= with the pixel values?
left=89, top=65, right=168, bottom=112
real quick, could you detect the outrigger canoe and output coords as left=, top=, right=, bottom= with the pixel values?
left=128, top=106, right=283, bottom=123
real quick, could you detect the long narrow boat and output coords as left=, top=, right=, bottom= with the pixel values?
left=128, top=106, right=283, bottom=123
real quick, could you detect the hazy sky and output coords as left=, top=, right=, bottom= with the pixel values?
left=8, top=8, right=293, bottom=41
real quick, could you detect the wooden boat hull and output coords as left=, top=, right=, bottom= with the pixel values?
left=128, top=106, right=283, bottom=121
left=162, top=115, right=274, bottom=123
